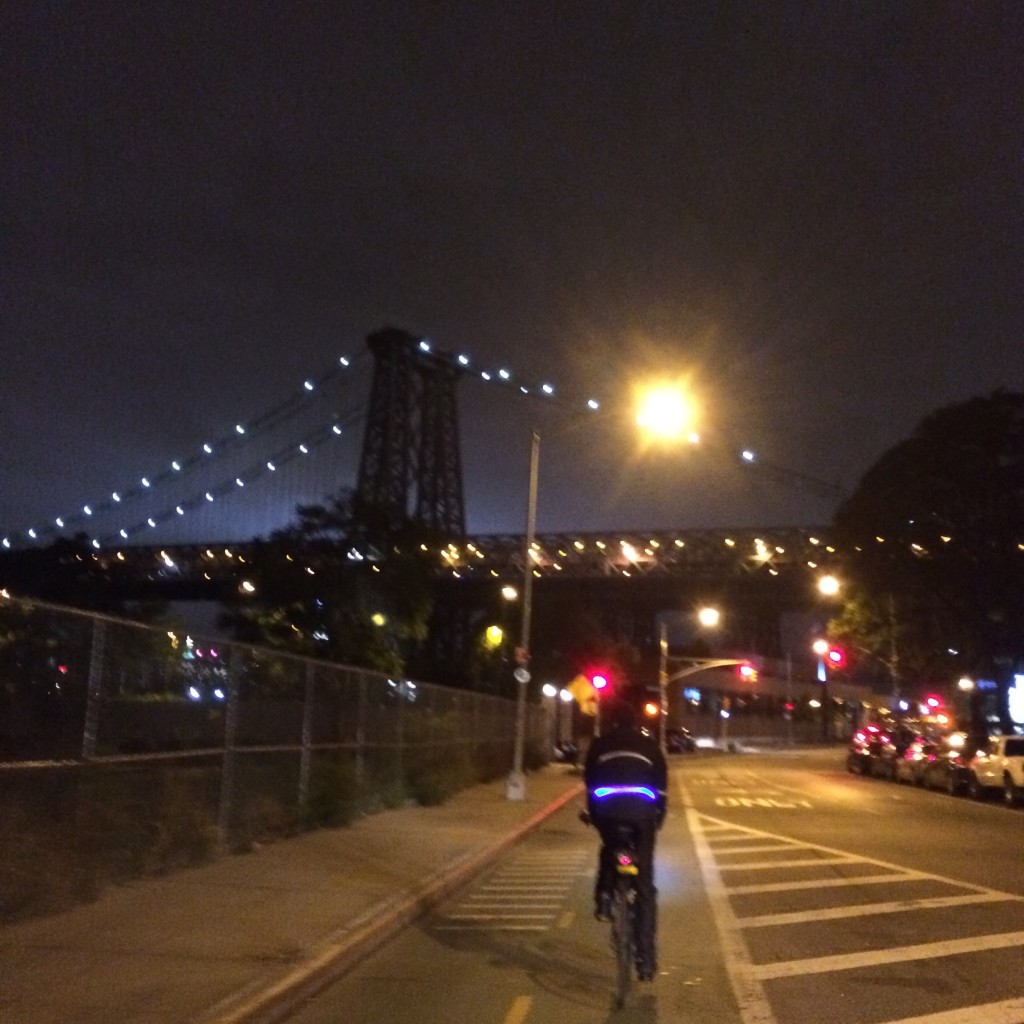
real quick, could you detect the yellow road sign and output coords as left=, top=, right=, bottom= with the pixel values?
left=566, top=674, right=598, bottom=715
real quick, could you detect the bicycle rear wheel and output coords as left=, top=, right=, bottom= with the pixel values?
left=611, top=878, right=634, bottom=1008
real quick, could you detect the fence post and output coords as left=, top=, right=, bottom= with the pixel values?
left=355, top=672, right=367, bottom=786
left=217, top=647, right=240, bottom=849
left=298, top=662, right=315, bottom=812
left=395, top=681, right=405, bottom=792
left=81, top=618, right=107, bottom=760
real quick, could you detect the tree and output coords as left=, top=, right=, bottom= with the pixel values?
left=831, top=391, right=1024, bottom=725
left=219, top=492, right=439, bottom=676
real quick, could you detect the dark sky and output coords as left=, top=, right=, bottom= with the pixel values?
left=3, top=1, right=1022, bottom=543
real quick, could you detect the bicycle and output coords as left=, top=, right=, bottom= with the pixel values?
left=581, top=812, right=648, bottom=1008
left=608, top=823, right=643, bottom=1008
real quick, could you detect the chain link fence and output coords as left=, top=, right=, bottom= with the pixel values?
left=0, top=593, right=551, bottom=921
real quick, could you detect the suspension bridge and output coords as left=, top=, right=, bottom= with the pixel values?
left=0, top=327, right=849, bottom=660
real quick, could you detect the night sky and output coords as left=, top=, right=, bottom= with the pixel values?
left=3, top=2, right=1022, bottom=542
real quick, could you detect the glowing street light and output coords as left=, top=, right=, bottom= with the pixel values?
left=697, top=606, right=721, bottom=629
left=635, top=382, right=697, bottom=442
left=817, top=574, right=841, bottom=597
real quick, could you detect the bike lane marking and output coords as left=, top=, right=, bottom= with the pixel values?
left=502, top=994, right=533, bottom=1024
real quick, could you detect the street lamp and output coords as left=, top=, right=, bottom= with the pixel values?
left=508, top=383, right=699, bottom=792
left=506, top=429, right=540, bottom=801
left=697, top=605, right=721, bottom=629
left=635, top=382, right=698, bottom=443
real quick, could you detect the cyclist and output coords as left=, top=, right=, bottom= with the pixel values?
left=583, top=696, right=668, bottom=980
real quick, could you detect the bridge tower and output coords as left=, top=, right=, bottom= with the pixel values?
left=355, top=327, right=465, bottom=539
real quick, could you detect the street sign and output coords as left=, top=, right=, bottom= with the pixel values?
left=566, top=673, right=596, bottom=705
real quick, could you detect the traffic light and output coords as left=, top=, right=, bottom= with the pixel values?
left=738, top=662, right=758, bottom=682
left=589, top=671, right=610, bottom=691
left=826, top=647, right=846, bottom=669
left=643, top=700, right=660, bottom=718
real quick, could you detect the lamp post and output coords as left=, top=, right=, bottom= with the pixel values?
left=504, top=383, right=693, bottom=794
left=506, top=428, right=540, bottom=801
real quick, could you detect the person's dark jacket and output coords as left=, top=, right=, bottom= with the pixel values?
left=584, top=723, right=668, bottom=826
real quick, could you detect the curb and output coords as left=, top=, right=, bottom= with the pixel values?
left=201, top=780, right=584, bottom=1024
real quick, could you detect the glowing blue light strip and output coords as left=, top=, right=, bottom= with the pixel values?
left=593, top=785, right=657, bottom=801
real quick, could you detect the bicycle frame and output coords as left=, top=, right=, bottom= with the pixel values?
left=609, top=826, right=641, bottom=1008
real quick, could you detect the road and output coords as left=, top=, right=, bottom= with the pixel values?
left=285, top=748, right=1024, bottom=1024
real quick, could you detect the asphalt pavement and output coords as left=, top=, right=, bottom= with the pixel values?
left=0, top=765, right=584, bottom=1024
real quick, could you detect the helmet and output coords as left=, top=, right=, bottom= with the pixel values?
left=604, top=698, right=637, bottom=732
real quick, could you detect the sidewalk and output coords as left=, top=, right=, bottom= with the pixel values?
left=0, top=766, right=583, bottom=1024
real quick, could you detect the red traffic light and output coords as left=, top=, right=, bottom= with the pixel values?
left=590, top=672, right=609, bottom=690
left=738, top=662, right=758, bottom=682
left=826, top=647, right=846, bottom=668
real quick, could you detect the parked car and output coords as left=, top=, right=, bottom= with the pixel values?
left=552, top=740, right=579, bottom=765
left=920, top=740, right=969, bottom=796
left=666, top=727, right=696, bottom=753
left=847, top=725, right=888, bottom=775
left=963, top=735, right=1024, bottom=805
left=893, top=736, right=942, bottom=786
left=872, top=726, right=921, bottom=781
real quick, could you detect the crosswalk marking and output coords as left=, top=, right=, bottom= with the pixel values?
left=725, top=872, right=918, bottom=896
left=433, top=849, right=588, bottom=933
left=752, top=930, right=1024, bottom=981
left=715, top=853, right=861, bottom=871
left=737, top=890, right=1010, bottom=928
left=682, top=771, right=1024, bottom=1024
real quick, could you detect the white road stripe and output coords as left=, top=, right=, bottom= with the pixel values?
left=737, top=891, right=1014, bottom=928
left=717, top=854, right=861, bottom=871
left=496, top=873, right=576, bottom=880
left=726, top=872, right=919, bottom=896
left=446, top=913, right=556, bottom=920
left=463, top=901, right=563, bottom=908
left=751, top=930, right=1024, bottom=981
left=713, top=843, right=804, bottom=855
left=434, top=925, right=547, bottom=932
left=477, top=880, right=573, bottom=888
